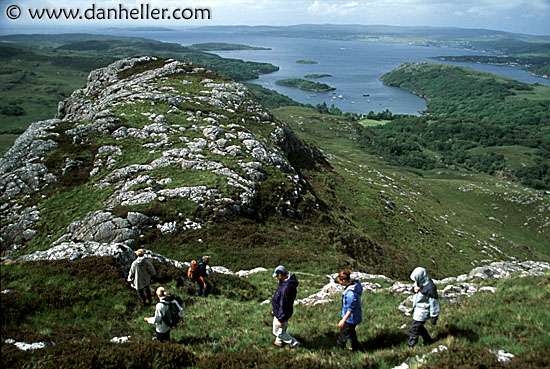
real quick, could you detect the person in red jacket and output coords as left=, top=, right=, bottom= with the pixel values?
left=271, top=265, right=300, bottom=348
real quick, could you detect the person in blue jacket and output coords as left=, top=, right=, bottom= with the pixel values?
left=336, top=269, right=363, bottom=351
left=271, top=265, right=300, bottom=348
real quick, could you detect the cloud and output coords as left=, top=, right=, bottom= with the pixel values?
left=307, top=0, right=361, bottom=15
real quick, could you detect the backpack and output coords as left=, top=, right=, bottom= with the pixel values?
left=161, top=295, right=182, bottom=328
left=187, top=260, right=199, bottom=282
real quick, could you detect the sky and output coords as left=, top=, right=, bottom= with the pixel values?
left=1, top=0, right=549, bottom=35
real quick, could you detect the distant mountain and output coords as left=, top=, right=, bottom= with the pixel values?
left=199, top=24, right=550, bottom=54
left=104, top=27, right=175, bottom=32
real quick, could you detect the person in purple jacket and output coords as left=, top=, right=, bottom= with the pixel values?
left=271, top=265, right=300, bottom=348
left=336, top=269, right=363, bottom=351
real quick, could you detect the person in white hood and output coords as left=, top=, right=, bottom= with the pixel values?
left=127, top=249, right=157, bottom=305
left=408, top=267, right=440, bottom=348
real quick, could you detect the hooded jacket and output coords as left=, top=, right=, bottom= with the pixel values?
left=272, top=274, right=299, bottom=322
left=341, top=281, right=363, bottom=325
left=127, top=257, right=156, bottom=290
left=410, top=267, right=440, bottom=322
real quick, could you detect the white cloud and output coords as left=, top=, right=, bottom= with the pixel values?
left=307, top=0, right=362, bottom=15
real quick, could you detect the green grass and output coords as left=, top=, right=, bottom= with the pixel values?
left=272, top=106, right=549, bottom=272
left=2, top=256, right=548, bottom=368
left=358, top=118, right=391, bottom=127
left=17, top=185, right=114, bottom=256
left=0, top=134, right=20, bottom=154
left=1, top=55, right=550, bottom=368
left=507, top=84, right=550, bottom=101
left=468, top=146, right=538, bottom=171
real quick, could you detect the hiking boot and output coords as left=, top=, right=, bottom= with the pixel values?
left=290, top=342, right=300, bottom=349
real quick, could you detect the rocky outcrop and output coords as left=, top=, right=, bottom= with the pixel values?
left=0, top=119, right=60, bottom=205
left=1, top=56, right=325, bottom=255
left=0, top=206, right=41, bottom=251
left=17, top=240, right=187, bottom=275
left=53, top=211, right=140, bottom=247
left=394, top=261, right=550, bottom=316
left=295, top=261, right=550, bottom=308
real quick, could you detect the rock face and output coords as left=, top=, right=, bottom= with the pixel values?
left=0, top=56, right=324, bottom=255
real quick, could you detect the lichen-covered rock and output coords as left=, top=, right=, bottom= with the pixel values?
left=0, top=56, right=325, bottom=255
left=54, top=211, right=138, bottom=246
left=0, top=206, right=41, bottom=250
left=0, top=119, right=60, bottom=205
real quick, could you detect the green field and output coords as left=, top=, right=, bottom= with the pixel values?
left=468, top=146, right=538, bottom=171
left=358, top=118, right=391, bottom=127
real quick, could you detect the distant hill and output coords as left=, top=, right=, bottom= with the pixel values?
left=200, top=24, right=550, bottom=54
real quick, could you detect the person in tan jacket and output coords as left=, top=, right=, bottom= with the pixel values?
left=128, top=249, right=157, bottom=305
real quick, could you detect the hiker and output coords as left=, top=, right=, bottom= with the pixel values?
left=127, top=249, right=157, bottom=305
left=197, top=255, right=212, bottom=297
left=271, top=265, right=300, bottom=348
left=408, top=267, right=440, bottom=348
left=144, top=287, right=184, bottom=343
left=336, top=269, right=363, bottom=351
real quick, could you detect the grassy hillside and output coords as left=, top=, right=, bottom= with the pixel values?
left=2, top=257, right=548, bottom=368
left=1, top=54, right=549, bottom=368
left=273, top=106, right=549, bottom=266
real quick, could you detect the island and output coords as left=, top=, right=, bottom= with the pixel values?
left=304, top=74, right=332, bottom=79
left=296, top=60, right=318, bottom=64
left=190, top=43, right=271, bottom=51
left=275, top=78, right=336, bottom=92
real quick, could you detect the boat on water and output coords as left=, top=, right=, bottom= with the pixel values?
left=338, top=95, right=343, bottom=99
left=363, top=93, right=370, bottom=97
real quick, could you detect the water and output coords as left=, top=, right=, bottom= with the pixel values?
left=51, top=28, right=550, bottom=114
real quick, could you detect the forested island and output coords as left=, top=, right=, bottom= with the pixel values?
left=365, top=62, right=550, bottom=189
left=190, top=43, right=271, bottom=51
left=296, top=60, right=318, bottom=64
left=304, top=74, right=332, bottom=79
left=275, top=78, right=335, bottom=92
